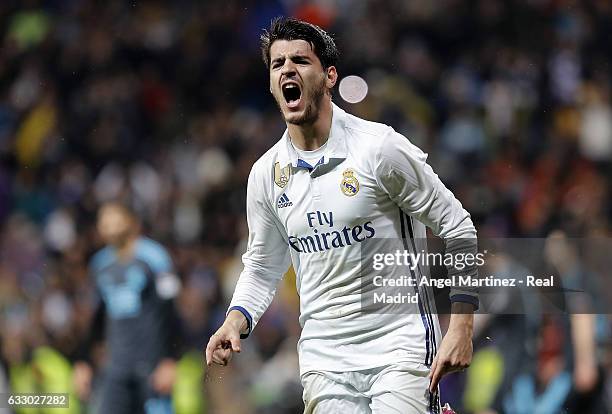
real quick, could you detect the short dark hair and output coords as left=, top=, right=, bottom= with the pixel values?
left=260, top=17, right=339, bottom=70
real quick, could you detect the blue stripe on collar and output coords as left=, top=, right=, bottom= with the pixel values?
left=296, top=159, right=313, bottom=170
left=297, top=157, right=325, bottom=171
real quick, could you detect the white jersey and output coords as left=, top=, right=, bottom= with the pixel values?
left=229, top=103, right=477, bottom=376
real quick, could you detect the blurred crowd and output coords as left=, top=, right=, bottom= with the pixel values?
left=0, top=0, right=610, bottom=413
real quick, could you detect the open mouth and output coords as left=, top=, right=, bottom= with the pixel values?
left=282, top=82, right=302, bottom=108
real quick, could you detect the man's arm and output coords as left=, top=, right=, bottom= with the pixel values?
left=375, top=130, right=477, bottom=390
left=73, top=300, right=105, bottom=400
left=144, top=242, right=182, bottom=395
left=205, top=164, right=290, bottom=366
left=375, top=131, right=478, bottom=304
left=429, top=302, right=474, bottom=391
left=205, top=309, right=249, bottom=366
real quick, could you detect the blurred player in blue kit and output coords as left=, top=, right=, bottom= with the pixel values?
left=206, top=17, right=476, bottom=414
left=74, top=202, right=181, bottom=414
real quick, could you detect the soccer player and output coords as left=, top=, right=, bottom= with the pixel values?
left=74, top=201, right=180, bottom=414
left=205, top=17, right=477, bottom=413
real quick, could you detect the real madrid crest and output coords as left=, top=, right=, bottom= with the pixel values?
left=274, top=162, right=291, bottom=188
left=340, top=168, right=359, bottom=196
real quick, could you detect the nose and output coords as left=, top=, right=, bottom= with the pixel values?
left=281, top=60, right=297, bottom=78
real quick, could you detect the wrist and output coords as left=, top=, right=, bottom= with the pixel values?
left=226, top=309, right=249, bottom=334
left=448, top=310, right=474, bottom=336
left=450, top=301, right=477, bottom=314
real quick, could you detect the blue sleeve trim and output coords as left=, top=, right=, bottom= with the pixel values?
left=228, top=306, right=253, bottom=339
left=450, top=294, right=479, bottom=311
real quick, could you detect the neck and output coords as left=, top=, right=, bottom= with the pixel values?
left=556, top=254, right=578, bottom=275
left=287, top=97, right=333, bottom=151
left=116, top=235, right=138, bottom=260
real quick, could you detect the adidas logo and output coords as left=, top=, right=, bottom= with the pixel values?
left=277, top=193, right=293, bottom=208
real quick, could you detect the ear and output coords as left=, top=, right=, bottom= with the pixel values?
left=325, top=66, right=338, bottom=89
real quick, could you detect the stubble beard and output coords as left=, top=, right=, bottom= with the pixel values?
left=277, top=76, right=327, bottom=126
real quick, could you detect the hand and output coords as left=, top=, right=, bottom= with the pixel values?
left=205, top=311, right=246, bottom=366
left=429, top=305, right=474, bottom=392
left=150, top=358, right=177, bottom=395
left=73, top=361, right=93, bottom=400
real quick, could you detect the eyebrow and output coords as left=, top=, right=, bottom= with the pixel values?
left=271, top=53, right=311, bottom=66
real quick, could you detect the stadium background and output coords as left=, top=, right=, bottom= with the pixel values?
left=0, top=0, right=610, bottom=413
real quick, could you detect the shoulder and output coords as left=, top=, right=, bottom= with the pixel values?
left=341, top=110, right=425, bottom=165
left=348, top=112, right=426, bottom=160
left=134, top=237, right=173, bottom=272
left=251, top=142, right=280, bottom=174
left=343, top=111, right=395, bottom=140
left=338, top=110, right=428, bottom=179
left=90, top=247, right=115, bottom=273
left=341, top=111, right=399, bottom=155
left=248, top=136, right=286, bottom=188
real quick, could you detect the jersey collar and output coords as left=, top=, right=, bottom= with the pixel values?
left=278, top=102, right=348, bottom=171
